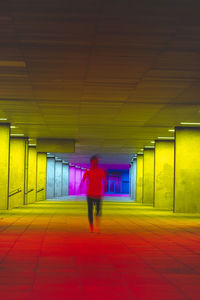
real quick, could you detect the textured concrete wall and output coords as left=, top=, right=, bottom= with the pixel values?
left=0, top=125, right=10, bottom=209
left=55, top=159, right=62, bottom=197
left=9, top=138, right=26, bottom=209
left=143, top=149, right=155, bottom=205
left=27, top=147, right=37, bottom=204
left=154, top=141, right=174, bottom=210
left=62, top=163, right=69, bottom=196
left=174, top=127, right=200, bottom=213
left=136, top=155, right=143, bottom=203
left=46, top=157, right=55, bottom=198
left=36, top=153, right=47, bottom=201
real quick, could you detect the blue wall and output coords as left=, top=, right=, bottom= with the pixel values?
left=106, top=169, right=129, bottom=194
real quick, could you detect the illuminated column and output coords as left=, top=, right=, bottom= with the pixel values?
left=136, top=154, right=143, bottom=203
left=62, top=162, right=69, bottom=196
left=8, top=138, right=26, bottom=209
left=143, top=149, right=155, bottom=205
left=81, top=168, right=86, bottom=194
left=36, top=152, right=47, bottom=201
left=130, top=160, right=137, bottom=200
left=0, top=124, right=10, bottom=210
left=174, top=127, right=200, bottom=213
left=55, top=158, right=62, bottom=197
left=24, top=140, right=29, bottom=205
left=68, top=165, right=75, bottom=195
left=75, top=167, right=81, bottom=194
left=27, top=146, right=37, bottom=204
left=46, top=156, right=55, bottom=199
left=154, top=140, right=174, bottom=210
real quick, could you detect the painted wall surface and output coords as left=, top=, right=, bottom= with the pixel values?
left=62, top=163, right=69, bottom=196
left=9, top=138, right=26, bottom=209
left=36, top=153, right=47, bottom=201
left=143, top=149, right=155, bottom=205
left=136, top=155, right=143, bottom=203
left=46, top=157, right=55, bottom=198
left=174, top=127, right=200, bottom=213
left=68, top=166, right=75, bottom=195
left=131, top=160, right=137, bottom=200
left=0, top=125, right=10, bottom=209
left=107, top=169, right=129, bottom=194
left=154, top=141, right=174, bottom=210
left=55, top=160, right=62, bottom=197
left=24, top=141, right=29, bottom=204
left=27, top=147, right=37, bottom=204
left=75, top=167, right=82, bottom=194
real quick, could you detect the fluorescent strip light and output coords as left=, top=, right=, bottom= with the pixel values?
left=137, top=152, right=143, bottom=155
left=10, top=133, right=24, bottom=136
left=180, top=122, right=200, bottom=125
left=157, top=136, right=174, bottom=140
left=10, top=125, right=17, bottom=129
left=144, top=146, right=155, bottom=149
left=0, top=118, right=7, bottom=121
left=168, top=129, right=175, bottom=132
left=29, top=144, right=36, bottom=146
left=151, top=141, right=155, bottom=143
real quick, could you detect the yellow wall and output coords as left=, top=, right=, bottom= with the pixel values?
left=136, top=155, right=143, bottom=203
left=143, top=149, right=154, bottom=205
left=9, top=138, right=26, bottom=209
left=154, top=141, right=174, bottom=210
left=27, top=147, right=37, bottom=204
left=0, top=124, right=10, bottom=209
left=175, top=127, right=200, bottom=213
left=36, top=152, right=47, bottom=201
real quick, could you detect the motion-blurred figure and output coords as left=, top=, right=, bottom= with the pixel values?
left=82, top=155, right=107, bottom=233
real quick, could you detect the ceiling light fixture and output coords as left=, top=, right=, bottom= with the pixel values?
left=0, top=118, right=7, bottom=121
left=168, top=129, right=175, bottom=132
left=29, top=144, right=36, bottom=146
left=180, top=122, right=200, bottom=125
left=144, top=146, right=155, bottom=149
left=157, top=136, right=175, bottom=140
left=151, top=141, right=155, bottom=143
left=10, top=133, right=24, bottom=137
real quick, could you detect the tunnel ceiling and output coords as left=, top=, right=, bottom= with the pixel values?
left=0, top=0, right=200, bottom=164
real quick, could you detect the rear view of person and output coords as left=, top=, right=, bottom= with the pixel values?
left=82, top=155, right=107, bottom=233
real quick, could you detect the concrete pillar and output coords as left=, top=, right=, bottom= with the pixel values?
left=27, top=146, right=37, bottom=204
left=131, top=160, right=137, bottom=200
left=55, top=158, right=62, bottom=197
left=46, top=156, right=55, bottom=199
left=174, top=127, right=200, bottom=213
left=75, top=167, right=81, bottom=194
left=24, top=140, right=29, bottom=205
left=62, top=162, right=69, bottom=196
left=8, top=138, right=26, bottom=209
left=136, top=154, right=143, bottom=203
left=154, top=140, right=174, bottom=210
left=69, top=166, right=75, bottom=195
left=81, top=168, right=86, bottom=194
left=36, top=152, right=47, bottom=201
left=0, top=124, right=10, bottom=210
left=143, top=149, right=155, bottom=205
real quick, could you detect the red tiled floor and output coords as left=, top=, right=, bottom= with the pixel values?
left=0, top=201, right=200, bottom=299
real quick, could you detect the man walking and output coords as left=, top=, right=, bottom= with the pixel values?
left=82, top=155, right=107, bottom=233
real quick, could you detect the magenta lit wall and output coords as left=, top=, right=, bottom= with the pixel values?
left=68, top=166, right=76, bottom=195
left=75, top=167, right=82, bottom=194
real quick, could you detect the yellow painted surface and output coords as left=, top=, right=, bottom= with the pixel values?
left=143, top=149, right=154, bottom=205
left=24, top=140, right=29, bottom=204
left=27, top=147, right=37, bottom=204
left=9, top=138, right=26, bottom=209
left=0, top=125, right=10, bottom=209
left=175, top=127, right=200, bottom=213
left=37, top=139, right=74, bottom=153
left=36, top=153, right=47, bottom=201
left=136, top=155, right=143, bottom=203
left=154, top=141, right=174, bottom=210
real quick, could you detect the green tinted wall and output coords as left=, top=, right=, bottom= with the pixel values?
left=143, top=149, right=154, bottom=205
left=36, top=152, right=47, bottom=201
left=9, top=138, right=26, bottom=209
left=136, top=155, right=143, bottom=203
left=174, top=127, right=200, bottom=213
left=0, top=125, right=10, bottom=209
left=27, top=147, right=37, bottom=204
left=154, top=141, right=174, bottom=210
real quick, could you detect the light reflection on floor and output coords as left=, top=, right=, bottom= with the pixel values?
left=0, top=201, right=200, bottom=300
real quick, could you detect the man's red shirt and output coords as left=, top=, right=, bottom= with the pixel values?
left=83, top=168, right=106, bottom=198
